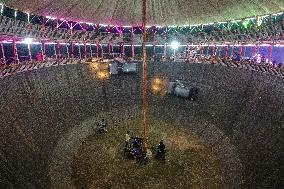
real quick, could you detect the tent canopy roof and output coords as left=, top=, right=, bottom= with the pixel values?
left=3, top=0, right=284, bottom=26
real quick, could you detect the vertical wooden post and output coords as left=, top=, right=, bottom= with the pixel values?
left=226, top=45, right=229, bottom=61
left=66, top=43, right=70, bottom=59
left=41, top=41, right=46, bottom=62
left=142, top=0, right=148, bottom=150
left=119, top=43, right=123, bottom=57
left=268, top=45, right=273, bottom=63
left=54, top=43, right=58, bottom=60
left=13, top=41, right=17, bottom=64
left=206, top=45, right=210, bottom=56
left=131, top=26, right=135, bottom=60
left=71, top=42, right=74, bottom=62
left=231, top=45, right=235, bottom=58
left=1, top=42, right=6, bottom=65
left=211, top=45, right=215, bottom=64
left=90, top=43, right=93, bottom=58
left=164, top=43, right=167, bottom=58
left=122, top=44, right=125, bottom=57
left=28, top=43, right=31, bottom=62
left=84, top=42, right=87, bottom=59
left=57, top=42, right=61, bottom=60
left=78, top=44, right=82, bottom=59
left=101, top=44, right=104, bottom=58
left=186, top=44, right=189, bottom=59
left=96, top=43, right=99, bottom=59
left=153, top=26, right=156, bottom=60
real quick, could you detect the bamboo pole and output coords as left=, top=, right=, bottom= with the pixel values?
left=142, top=0, right=148, bottom=150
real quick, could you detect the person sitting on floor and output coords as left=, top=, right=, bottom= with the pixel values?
left=143, top=146, right=153, bottom=164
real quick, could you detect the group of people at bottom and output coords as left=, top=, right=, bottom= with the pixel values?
left=96, top=119, right=167, bottom=164
left=125, top=131, right=166, bottom=164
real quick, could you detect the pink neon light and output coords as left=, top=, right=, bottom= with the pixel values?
left=259, top=44, right=272, bottom=47
left=1, top=41, right=12, bottom=44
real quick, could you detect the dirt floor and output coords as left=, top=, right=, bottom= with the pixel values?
left=71, top=118, right=221, bottom=189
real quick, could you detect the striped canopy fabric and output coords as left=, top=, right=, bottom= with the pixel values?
left=2, top=0, right=284, bottom=26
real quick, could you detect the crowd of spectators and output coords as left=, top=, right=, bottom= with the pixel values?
left=0, top=13, right=282, bottom=44
left=0, top=10, right=282, bottom=79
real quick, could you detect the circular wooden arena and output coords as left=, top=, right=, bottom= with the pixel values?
left=1, top=61, right=283, bottom=188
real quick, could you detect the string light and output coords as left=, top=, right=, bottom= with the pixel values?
left=46, top=16, right=56, bottom=20
left=23, top=38, right=33, bottom=44
left=0, top=3, right=282, bottom=34
left=170, top=41, right=180, bottom=50
left=0, top=4, right=3, bottom=15
left=27, top=12, right=30, bottom=23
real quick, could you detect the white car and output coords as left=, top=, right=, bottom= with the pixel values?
left=122, top=63, right=137, bottom=73
left=167, top=80, right=199, bottom=100
left=109, top=61, right=137, bottom=75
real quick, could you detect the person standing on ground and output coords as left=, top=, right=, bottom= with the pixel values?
left=156, top=140, right=166, bottom=161
left=125, top=130, right=131, bottom=148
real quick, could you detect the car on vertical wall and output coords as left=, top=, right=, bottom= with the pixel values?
left=109, top=59, right=138, bottom=75
left=167, top=80, right=199, bottom=101
left=121, top=63, right=137, bottom=73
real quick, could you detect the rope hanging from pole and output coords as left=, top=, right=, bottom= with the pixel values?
left=142, top=0, right=148, bottom=150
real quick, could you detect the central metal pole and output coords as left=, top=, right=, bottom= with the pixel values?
left=142, top=0, right=148, bottom=150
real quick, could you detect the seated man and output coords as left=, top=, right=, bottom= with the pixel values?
left=143, top=147, right=153, bottom=165
left=97, top=118, right=107, bottom=133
